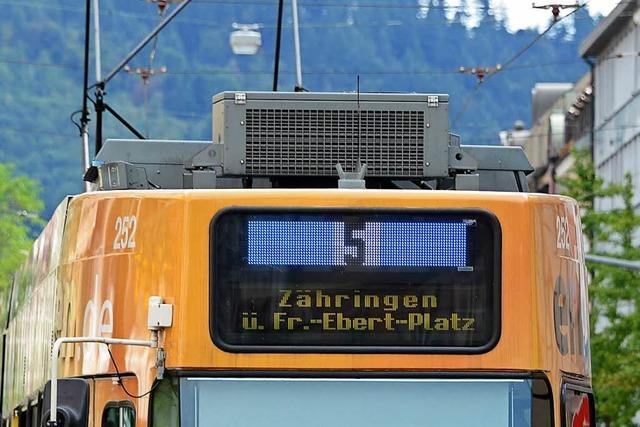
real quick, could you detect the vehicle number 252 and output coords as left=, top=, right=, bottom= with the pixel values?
left=556, top=215, right=570, bottom=251
left=113, top=215, right=137, bottom=250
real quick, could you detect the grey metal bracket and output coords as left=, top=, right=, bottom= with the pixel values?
left=155, top=348, right=166, bottom=380
left=459, top=145, right=533, bottom=192
left=391, top=180, right=421, bottom=190
left=97, top=161, right=151, bottom=190
left=454, top=174, right=480, bottom=191
left=183, top=143, right=225, bottom=189
left=448, top=133, right=479, bottom=190
left=448, top=148, right=478, bottom=173
left=336, top=163, right=367, bottom=189
left=183, top=169, right=219, bottom=189
left=184, top=143, right=224, bottom=169
left=448, top=133, right=478, bottom=172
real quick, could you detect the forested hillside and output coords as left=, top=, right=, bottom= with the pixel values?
left=0, top=0, right=599, bottom=217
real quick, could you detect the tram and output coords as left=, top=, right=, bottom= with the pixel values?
left=1, top=92, right=594, bottom=427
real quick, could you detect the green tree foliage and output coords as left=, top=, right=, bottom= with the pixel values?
left=0, top=163, right=43, bottom=291
left=559, top=149, right=640, bottom=426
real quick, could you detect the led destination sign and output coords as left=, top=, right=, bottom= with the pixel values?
left=247, top=220, right=470, bottom=268
left=211, top=209, right=500, bottom=352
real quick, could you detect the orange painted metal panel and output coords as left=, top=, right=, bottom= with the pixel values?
left=53, top=189, right=589, bottom=376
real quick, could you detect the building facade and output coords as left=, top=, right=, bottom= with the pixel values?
left=580, top=0, right=640, bottom=211
left=554, top=74, right=594, bottom=190
left=501, top=79, right=592, bottom=194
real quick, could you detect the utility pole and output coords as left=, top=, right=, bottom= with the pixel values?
left=93, top=0, right=102, bottom=82
left=272, top=0, right=284, bottom=91
left=80, top=0, right=92, bottom=192
left=92, top=0, right=102, bottom=164
left=291, top=0, right=304, bottom=91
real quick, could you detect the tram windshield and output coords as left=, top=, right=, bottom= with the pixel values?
left=177, top=377, right=551, bottom=427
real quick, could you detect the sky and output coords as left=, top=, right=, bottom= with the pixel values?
left=494, top=0, right=618, bottom=31
left=418, top=0, right=619, bottom=32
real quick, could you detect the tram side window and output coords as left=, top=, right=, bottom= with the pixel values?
left=17, top=402, right=40, bottom=427
left=102, top=401, right=135, bottom=427
left=30, top=401, right=40, bottom=427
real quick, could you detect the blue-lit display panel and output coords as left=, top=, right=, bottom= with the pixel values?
left=247, top=219, right=469, bottom=267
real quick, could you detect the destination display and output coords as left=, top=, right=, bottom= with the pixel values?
left=211, top=209, right=500, bottom=352
left=247, top=219, right=470, bottom=268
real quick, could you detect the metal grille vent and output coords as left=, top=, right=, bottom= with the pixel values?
left=245, top=109, right=425, bottom=176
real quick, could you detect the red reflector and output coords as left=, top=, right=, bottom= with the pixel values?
left=572, top=394, right=591, bottom=427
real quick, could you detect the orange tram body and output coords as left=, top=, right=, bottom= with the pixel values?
left=2, top=90, right=595, bottom=427
left=2, top=189, right=594, bottom=426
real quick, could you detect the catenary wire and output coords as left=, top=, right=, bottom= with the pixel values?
left=0, top=57, right=588, bottom=74
left=451, top=0, right=592, bottom=128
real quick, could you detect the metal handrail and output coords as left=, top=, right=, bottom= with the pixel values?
left=585, top=254, right=640, bottom=271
